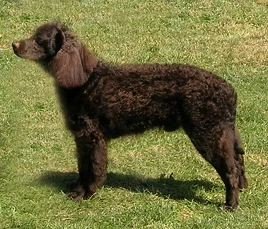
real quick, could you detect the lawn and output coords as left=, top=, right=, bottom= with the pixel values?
left=0, top=0, right=268, bottom=228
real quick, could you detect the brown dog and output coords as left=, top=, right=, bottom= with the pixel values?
left=12, top=22, right=248, bottom=210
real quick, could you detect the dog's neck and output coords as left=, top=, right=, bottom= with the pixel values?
left=78, top=43, right=98, bottom=75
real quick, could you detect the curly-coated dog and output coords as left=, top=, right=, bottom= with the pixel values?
left=12, top=22, right=248, bottom=210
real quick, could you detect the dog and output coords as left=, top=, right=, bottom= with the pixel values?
left=12, top=22, right=248, bottom=210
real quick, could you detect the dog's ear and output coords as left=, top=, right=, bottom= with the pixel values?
left=51, top=46, right=86, bottom=88
left=51, top=42, right=97, bottom=88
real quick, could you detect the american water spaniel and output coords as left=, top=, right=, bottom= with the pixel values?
left=12, top=22, right=248, bottom=210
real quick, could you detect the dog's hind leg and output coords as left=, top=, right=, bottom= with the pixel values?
left=69, top=120, right=107, bottom=201
left=186, top=125, right=245, bottom=210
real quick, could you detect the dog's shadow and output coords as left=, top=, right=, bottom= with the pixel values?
left=38, top=171, right=221, bottom=206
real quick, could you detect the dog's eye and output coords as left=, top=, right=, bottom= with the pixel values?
left=35, top=38, right=45, bottom=46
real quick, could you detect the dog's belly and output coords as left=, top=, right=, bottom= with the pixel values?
left=98, top=100, right=182, bottom=138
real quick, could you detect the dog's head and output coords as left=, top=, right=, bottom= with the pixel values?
left=12, top=22, right=66, bottom=61
left=12, top=22, right=98, bottom=88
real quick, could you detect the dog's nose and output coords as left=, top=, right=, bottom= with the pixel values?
left=12, top=42, right=20, bottom=50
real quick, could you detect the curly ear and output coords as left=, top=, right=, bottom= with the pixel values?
left=51, top=41, right=98, bottom=88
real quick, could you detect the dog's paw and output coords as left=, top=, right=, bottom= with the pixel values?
left=68, top=182, right=86, bottom=201
left=219, top=203, right=237, bottom=212
left=68, top=183, right=96, bottom=201
left=68, top=192, right=84, bottom=201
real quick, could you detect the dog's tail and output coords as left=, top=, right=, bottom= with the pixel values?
left=233, top=126, right=248, bottom=190
left=234, top=126, right=245, bottom=155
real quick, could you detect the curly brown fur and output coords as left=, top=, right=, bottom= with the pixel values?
left=12, top=22, right=248, bottom=210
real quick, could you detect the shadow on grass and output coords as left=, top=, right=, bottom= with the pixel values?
left=39, top=171, right=221, bottom=206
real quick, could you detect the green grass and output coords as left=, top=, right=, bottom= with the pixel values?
left=1, top=0, right=268, bottom=228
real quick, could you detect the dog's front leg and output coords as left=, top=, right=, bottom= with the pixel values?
left=69, top=123, right=107, bottom=201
